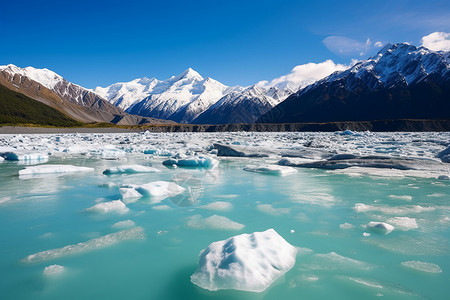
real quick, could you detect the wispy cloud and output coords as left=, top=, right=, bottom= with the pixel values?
left=258, top=60, right=351, bottom=90
left=421, top=32, right=450, bottom=51
left=322, top=36, right=383, bottom=57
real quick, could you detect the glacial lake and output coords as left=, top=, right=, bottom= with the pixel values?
left=0, top=131, right=449, bottom=299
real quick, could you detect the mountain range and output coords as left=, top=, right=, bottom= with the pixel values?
left=1, top=42, right=449, bottom=127
left=258, top=43, right=450, bottom=123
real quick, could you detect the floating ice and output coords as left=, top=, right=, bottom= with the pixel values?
left=162, top=156, right=218, bottom=168
left=388, top=195, right=412, bottom=201
left=354, top=203, right=435, bottom=215
left=257, top=204, right=290, bottom=216
left=0, top=156, right=4, bottom=162
left=199, top=201, right=233, bottom=211
left=367, top=222, right=395, bottom=235
left=401, top=261, right=442, bottom=273
left=43, top=264, right=64, bottom=275
left=437, top=146, right=450, bottom=163
left=213, top=143, right=269, bottom=158
left=187, top=214, right=244, bottom=231
left=103, top=164, right=160, bottom=175
left=1, top=151, right=49, bottom=161
left=135, top=181, right=185, bottom=198
left=386, top=217, right=418, bottom=231
left=112, top=220, right=136, bottom=229
left=119, top=187, right=142, bottom=203
left=101, top=145, right=126, bottom=159
left=308, top=252, right=373, bottom=271
left=340, top=223, right=354, bottom=229
left=437, top=175, right=450, bottom=180
left=22, top=227, right=145, bottom=263
left=19, top=164, right=94, bottom=177
left=152, top=205, right=172, bottom=210
left=190, top=229, right=298, bottom=292
left=243, top=165, right=297, bottom=176
left=87, top=200, right=129, bottom=214
left=339, top=130, right=355, bottom=135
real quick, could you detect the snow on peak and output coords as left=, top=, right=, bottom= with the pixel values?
left=173, top=68, right=204, bottom=82
left=0, top=64, right=64, bottom=90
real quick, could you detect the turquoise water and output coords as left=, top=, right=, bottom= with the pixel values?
left=0, top=132, right=449, bottom=299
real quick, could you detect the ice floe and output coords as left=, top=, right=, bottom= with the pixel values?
left=186, top=214, right=244, bottom=231
left=1, top=151, right=49, bottom=162
left=354, top=203, right=435, bottom=215
left=243, top=165, right=297, bottom=176
left=199, top=201, right=233, bottom=211
left=22, top=227, right=145, bottom=263
left=18, top=164, right=94, bottom=177
left=112, top=220, right=136, bottom=229
left=87, top=200, right=129, bottom=214
left=103, top=164, right=160, bottom=175
left=386, top=217, right=418, bottom=231
left=135, top=181, right=185, bottom=198
left=257, top=204, right=290, bottom=216
left=43, top=264, right=65, bottom=276
left=190, top=228, right=297, bottom=292
left=401, top=261, right=442, bottom=273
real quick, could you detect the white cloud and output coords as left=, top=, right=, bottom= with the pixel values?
left=374, top=41, right=384, bottom=47
left=421, top=32, right=450, bottom=51
left=323, top=36, right=373, bottom=57
left=258, top=59, right=350, bottom=91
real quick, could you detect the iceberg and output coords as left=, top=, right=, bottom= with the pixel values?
left=244, top=165, right=297, bottom=176
left=367, top=222, right=395, bottom=235
left=103, top=164, right=160, bottom=175
left=135, top=181, right=185, bottom=198
left=162, top=156, right=219, bottom=168
left=19, top=164, right=94, bottom=176
left=190, top=228, right=298, bottom=292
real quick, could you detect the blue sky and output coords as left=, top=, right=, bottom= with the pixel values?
left=1, top=0, right=449, bottom=88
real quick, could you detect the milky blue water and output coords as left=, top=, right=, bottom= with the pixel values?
left=0, top=132, right=449, bottom=299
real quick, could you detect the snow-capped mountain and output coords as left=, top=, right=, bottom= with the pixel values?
left=258, top=43, right=450, bottom=123
left=192, top=85, right=282, bottom=124
left=95, top=68, right=240, bottom=123
left=95, top=68, right=302, bottom=124
left=0, top=64, right=169, bottom=125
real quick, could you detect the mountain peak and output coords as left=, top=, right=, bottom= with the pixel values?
left=175, top=68, right=204, bottom=81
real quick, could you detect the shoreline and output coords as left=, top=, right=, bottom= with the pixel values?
left=1, top=119, right=450, bottom=134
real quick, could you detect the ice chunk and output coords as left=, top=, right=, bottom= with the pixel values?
left=199, top=201, right=233, bottom=211
left=136, top=181, right=185, bottom=198
left=190, top=229, right=298, bottom=292
left=386, top=217, right=418, bottom=231
left=0, top=156, right=4, bottom=162
left=340, top=223, right=354, bottom=229
left=401, top=261, right=442, bottom=273
left=367, top=222, right=395, bottom=235
left=103, top=164, right=160, bottom=175
left=119, top=187, right=142, bottom=203
left=437, top=146, right=450, bottom=163
left=101, top=145, right=125, bottom=159
left=18, top=164, right=94, bottom=177
left=257, top=204, right=290, bottom=216
left=354, top=203, right=435, bottom=214
left=22, top=227, right=145, bottom=263
left=162, top=156, right=218, bottom=169
left=213, top=143, right=269, bottom=158
left=243, top=165, right=297, bottom=176
left=43, top=264, right=64, bottom=275
left=1, top=151, right=49, bottom=161
left=87, top=200, right=129, bottom=214
left=187, top=215, right=244, bottom=231
left=112, top=220, right=136, bottom=229
left=339, top=130, right=355, bottom=135
left=437, top=175, right=450, bottom=180
left=388, top=195, right=412, bottom=201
